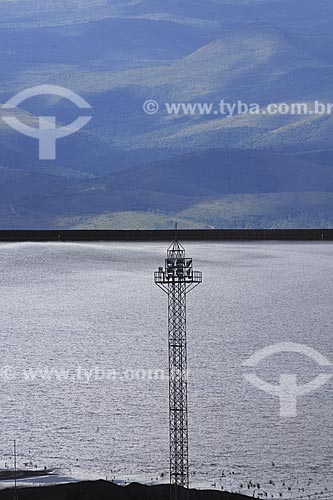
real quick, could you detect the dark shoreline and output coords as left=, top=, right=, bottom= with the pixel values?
left=0, top=480, right=248, bottom=499
left=0, top=229, right=332, bottom=242
left=0, top=470, right=53, bottom=481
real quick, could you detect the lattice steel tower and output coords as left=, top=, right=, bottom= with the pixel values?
left=154, top=235, right=202, bottom=500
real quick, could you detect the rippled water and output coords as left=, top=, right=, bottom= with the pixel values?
left=0, top=242, right=332, bottom=498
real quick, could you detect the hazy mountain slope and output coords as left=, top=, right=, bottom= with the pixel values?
left=126, top=0, right=333, bottom=34
left=0, top=149, right=332, bottom=228
left=107, top=149, right=333, bottom=196
left=0, top=18, right=214, bottom=84
left=293, top=149, right=333, bottom=167
left=57, top=211, right=206, bottom=230
left=0, top=0, right=123, bottom=28
left=0, top=170, right=197, bottom=228
left=61, top=193, right=333, bottom=230
left=2, top=22, right=333, bottom=173
left=3, top=0, right=333, bottom=32
left=32, top=23, right=333, bottom=161
left=60, top=23, right=328, bottom=99
left=133, top=113, right=333, bottom=153
left=178, top=192, right=333, bottom=229
left=1, top=1, right=333, bottom=229
left=0, top=104, right=131, bottom=176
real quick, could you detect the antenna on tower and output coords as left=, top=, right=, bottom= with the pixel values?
left=154, top=238, right=202, bottom=500
left=174, top=222, right=178, bottom=242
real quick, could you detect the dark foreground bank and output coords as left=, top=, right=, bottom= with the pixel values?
left=0, top=481, right=248, bottom=500
left=0, top=229, right=332, bottom=242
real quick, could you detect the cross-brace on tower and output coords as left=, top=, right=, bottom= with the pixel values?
left=154, top=238, right=202, bottom=500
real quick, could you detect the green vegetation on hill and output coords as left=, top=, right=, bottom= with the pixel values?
left=0, top=148, right=332, bottom=229
left=178, top=192, right=333, bottom=229
left=53, top=193, right=333, bottom=230
left=56, top=211, right=205, bottom=230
